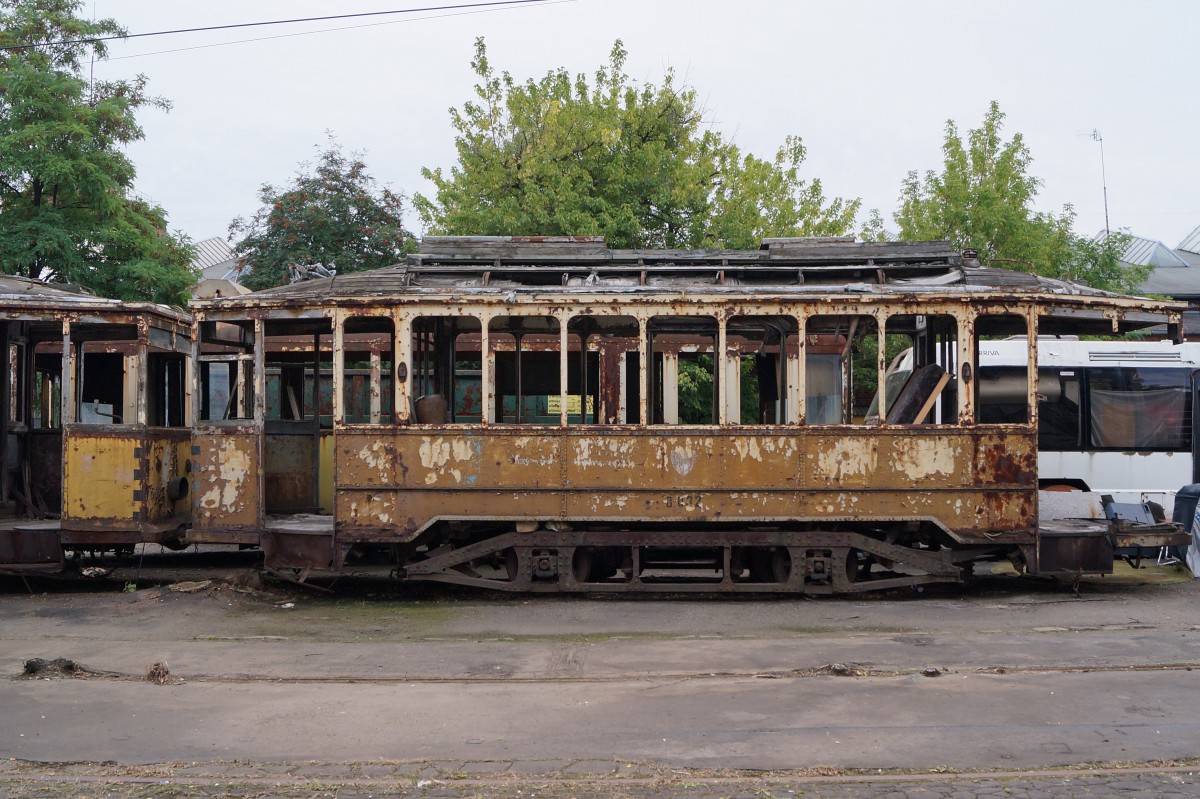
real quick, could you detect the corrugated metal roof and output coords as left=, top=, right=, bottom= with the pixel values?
left=1109, top=232, right=1190, bottom=268
left=1178, top=224, right=1200, bottom=255
left=191, top=237, right=235, bottom=271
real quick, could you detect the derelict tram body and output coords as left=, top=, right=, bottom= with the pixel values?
left=184, top=237, right=1190, bottom=593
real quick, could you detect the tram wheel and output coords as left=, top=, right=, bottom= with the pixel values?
left=572, top=547, right=620, bottom=582
left=746, top=547, right=791, bottom=583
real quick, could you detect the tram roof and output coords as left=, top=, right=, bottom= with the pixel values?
left=209, top=237, right=1177, bottom=306
left=192, top=238, right=1186, bottom=338
left=0, top=274, right=190, bottom=324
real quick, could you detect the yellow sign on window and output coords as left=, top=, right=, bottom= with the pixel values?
left=546, top=395, right=594, bottom=415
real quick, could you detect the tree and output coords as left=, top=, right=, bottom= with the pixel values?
left=894, top=102, right=1149, bottom=294
left=0, top=0, right=196, bottom=304
left=416, top=39, right=858, bottom=249
left=230, top=140, right=417, bottom=291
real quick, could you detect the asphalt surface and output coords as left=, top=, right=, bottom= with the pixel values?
left=0, top=559, right=1197, bottom=797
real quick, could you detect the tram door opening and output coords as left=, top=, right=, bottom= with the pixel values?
left=263, top=319, right=335, bottom=515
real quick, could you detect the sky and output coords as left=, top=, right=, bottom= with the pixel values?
left=86, top=0, right=1200, bottom=250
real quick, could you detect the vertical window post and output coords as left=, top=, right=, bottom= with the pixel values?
left=559, top=314, right=569, bottom=427
left=331, top=312, right=344, bottom=428
left=480, top=315, right=492, bottom=425
left=638, top=316, right=649, bottom=426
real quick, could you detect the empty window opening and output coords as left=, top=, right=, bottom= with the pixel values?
left=805, top=314, right=877, bottom=425
left=199, top=320, right=255, bottom=422
left=728, top=316, right=798, bottom=424
left=648, top=316, right=717, bottom=425
left=865, top=314, right=959, bottom=425
left=412, top=315, right=482, bottom=424
left=567, top=315, right=640, bottom=424
left=488, top=316, right=561, bottom=424
left=342, top=316, right=394, bottom=425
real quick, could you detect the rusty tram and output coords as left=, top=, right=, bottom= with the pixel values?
left=0, top=276, right=191, bottom=565
left=182, top=237, right=1189, bottom=592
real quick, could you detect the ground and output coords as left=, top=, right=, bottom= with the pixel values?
left=1, top=550, right=1197, bottom=798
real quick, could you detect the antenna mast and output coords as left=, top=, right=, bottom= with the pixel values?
left=1091, top=129, right=1110, bottom=237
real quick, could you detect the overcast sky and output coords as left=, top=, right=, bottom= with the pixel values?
left=89, top=0, right=1198, bottom=250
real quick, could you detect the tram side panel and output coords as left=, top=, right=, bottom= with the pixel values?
left=330, top=427, right=1038, bottom=561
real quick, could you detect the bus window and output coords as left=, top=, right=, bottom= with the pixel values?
left=1037, top=367, right=1081, bottom=450
left=1088, top=367, right=1191, bottom=451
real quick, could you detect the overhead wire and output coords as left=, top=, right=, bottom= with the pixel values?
left=103, top=0, right=574, bottom=62
left=1, top=0, right=562, bottom=52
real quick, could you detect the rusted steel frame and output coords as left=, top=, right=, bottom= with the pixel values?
left=135, top=316, right=149, bottom=426
left=249, top=320, right=263, bottom=423
left=331, top=310, right=345, bottom=427
left=1027, top=310, right=1039, bottom=429
left=638, top=315, right=649, bottom=426
left=0, top=322, right=9, bottom=507
left=480, top=311, right=492, bottom=425
left=403, top=530, right=961, bottom=593
left=394, top=310, right=411, bottom=424
left=559, top=313, right=569, bottom=427
left=1114, top=530, right=1191, bottom=548
left=717, top=318, right=729, bottom=425
left=188, top=318, right=201, bottom=428
left=61, top=321, right=75, bottom=425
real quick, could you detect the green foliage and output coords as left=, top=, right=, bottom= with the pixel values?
left=0, top=0, right=195, bottom=304
left=677, top=355, right=713, bottom=424
left=675, top=355, right=761, bottom=424
left=230, top=139, right=417, bottom=291
left=416, top=39, right=859, bottom=248
left=894, top=102, right=1150, bottom=294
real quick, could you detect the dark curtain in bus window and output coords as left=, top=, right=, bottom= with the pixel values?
left=1088, top=367, right=1190, bottom=451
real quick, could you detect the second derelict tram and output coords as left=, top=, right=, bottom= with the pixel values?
left=186, top=237, right=1188, bottom=593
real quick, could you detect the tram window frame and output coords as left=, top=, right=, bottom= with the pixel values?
left=197, top=320, right=256, bottom=424
left=146, top=352, right=187, bottom=428
left=566, top=314, right=640, bottom=425
left=8, top=341, right=24, bottom=425
left=340, top=316, right=394, bottom=426
left=76, top=348, right=128, bottom=425
left=726, top=315, right=798, bottom=425
left=487, top=315, right=563, bottom=426
left=646, top=314, right=719, bottom=426
left=975, top=315, right=1030, bottom=426
left=867, top=314, right=959, bottom=426
left=409, top=315, right=482, bottom=425
left=32, top=344, right=62, bottom=430
left=804, top=314, right=878, bottom=425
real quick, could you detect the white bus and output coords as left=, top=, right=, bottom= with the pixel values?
left=980, top=338, right=1199, bottom=509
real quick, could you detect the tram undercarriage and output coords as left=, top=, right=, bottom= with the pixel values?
left=258, top=519, right=1020, bottom=594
